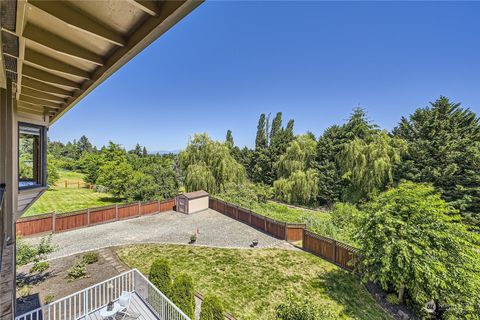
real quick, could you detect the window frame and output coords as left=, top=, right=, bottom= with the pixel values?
left=18, top=122, right=47, bottom=190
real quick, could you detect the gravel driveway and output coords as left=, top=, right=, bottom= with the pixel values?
left=25, top=209, right=290, bottom=259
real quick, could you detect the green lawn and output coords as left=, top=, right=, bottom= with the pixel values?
left=117, top=244, right=391, bottom=320
left=24, top=170, right=122, bottom=217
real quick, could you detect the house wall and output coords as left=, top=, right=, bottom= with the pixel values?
left=0, top=78, right=17, bottom=320
left=188, top=196, right=209, bottom=214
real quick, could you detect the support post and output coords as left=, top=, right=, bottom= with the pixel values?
left=158, top=199, right=161, bottom=213
left=87, top=208, right=90, bottom=226
left=115, top=204, right=119, bottom=221
left=138, top=201, right=141, bottom=217
left=52, top=211, right=56, bottom=233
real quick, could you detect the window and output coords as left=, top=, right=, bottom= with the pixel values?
left=18, top=123, right=46, bottom=189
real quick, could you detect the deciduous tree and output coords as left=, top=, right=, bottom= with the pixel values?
left=355, top=182, right=480, bottom=317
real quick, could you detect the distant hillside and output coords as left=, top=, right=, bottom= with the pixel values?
left=150, top=150, right=181, bottom=155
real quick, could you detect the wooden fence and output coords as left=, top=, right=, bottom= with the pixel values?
left=209, top=197, right=359, bottom=271
left=16, top=199, right=176, bottom=237
left=209, top=198, right=304, bottom=241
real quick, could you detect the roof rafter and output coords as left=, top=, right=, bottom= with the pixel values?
left=23, top=23, right=104, bottom=66
left=21, top=86, right=66, bottom=103
left=128, top=0, right=160, bottom=16
left=19, top=94, right=62, bottom=109
left=22, top=65, right=81, bottom=89
left=24, top=48, right=91, bottom=79
left=28, top=0, right=126, bottom=47
left=21, top=77, right=73, bottom=96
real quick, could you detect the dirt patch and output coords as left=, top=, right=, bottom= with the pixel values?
left=16, top=250, right=120, bottom=316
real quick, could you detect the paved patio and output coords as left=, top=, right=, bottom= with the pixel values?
left=25, top=209, right=291, bottom=259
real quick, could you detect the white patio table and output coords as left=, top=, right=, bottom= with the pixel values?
left=99, top=302, right=122, bottom=319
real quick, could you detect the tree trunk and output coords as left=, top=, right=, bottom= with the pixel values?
left=398, top=284, right=406, bottom=303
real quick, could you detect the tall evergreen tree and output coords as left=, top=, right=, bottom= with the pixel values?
left=77, top=135, right=93, bottom=154
left=270, top=112, right=283, bottom=144
left=393, top=96, right=480, bottom=226
left=142, top=146, right=148, bottom=156
left=226, top=130, right=234, bottom=147
left=255, top=113, right=268, bottom=150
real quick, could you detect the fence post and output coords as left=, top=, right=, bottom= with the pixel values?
left=52, top=211, right=56, bottom=233
left=158, top=199, right=161, bottom=213
left=138, top=201, right=141, bottom=216
left=235, top=205, right=239, bottom=220
left=87, top=208, right=90, bottom=226
left=115, top=204, right=119, bottom=221
left=84, top=289, right=88, bottom=317
left=285, top=223, right=288, bottom=241
left=333, top=240, right=337, bottom=263
left=249, top=210, right=252, bottom=226
left=264, top=217, right=267, bottom=232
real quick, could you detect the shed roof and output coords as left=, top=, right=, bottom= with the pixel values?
left=181, top=190, right=209, bottom=200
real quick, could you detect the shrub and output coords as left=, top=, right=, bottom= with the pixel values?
left=17, top=285, right=32, bottom=299
left=82, top=252, right=99, bottom=264
left=66, top=262, right=88, bottom=281
left=149, top=259, right=172, bottom=298
left=200, top=294, right=224, bottom=320
left=275, top=293, right=320, bottom=320
left=29, top=261, right=50, bottom=273
left=44, top=295, right=55, bottom=304
left=386, top=294, right=400, bottom=305
left=190, top=233, right=197, bottom=243
left=16, top=235, right=55, bottom=267
left=172, top=273, right=195, bottom=319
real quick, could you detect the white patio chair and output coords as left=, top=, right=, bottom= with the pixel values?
left=116, top=291, right=132, bottom=320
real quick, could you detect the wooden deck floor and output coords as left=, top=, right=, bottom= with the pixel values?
left=87, top=293, right=158, bottom=320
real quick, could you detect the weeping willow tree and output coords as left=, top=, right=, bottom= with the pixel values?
left=339, top=131, right=406, bottom=202
left=273, top=134, right=318, bottom=205
left=179, top=133, right=245, bottom=194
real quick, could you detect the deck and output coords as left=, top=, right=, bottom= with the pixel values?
left=87, top=293, right=158, bottom=320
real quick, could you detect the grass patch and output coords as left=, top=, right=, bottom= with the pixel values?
left=220, top=199, right=356, bottom=245
left=24, top=170, right=122, bottom=216
left=117, top=244, right=391, bottom=320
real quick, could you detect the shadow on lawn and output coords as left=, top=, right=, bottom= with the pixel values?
left=310, top=269, right=390, bottom=320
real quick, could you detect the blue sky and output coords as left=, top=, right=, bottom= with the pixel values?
left=49, top=1, right=480, bottom=151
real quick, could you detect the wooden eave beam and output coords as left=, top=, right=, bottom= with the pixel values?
left=19, top=94, right=62, bottom=108
left=21, top=77, right=73, bottom=96
left=28, top=1, right=125, bottom=47
left=21, top=86, right=66, bottom=103
left=22, top=65, right=80, bottom=89
left=24, top=48, right=90, bottom=79
left=23, top=24, right=104, bottom=66
left=51, top=0, right=205, bottom=123
left=128, top=0, right=160, bottom=16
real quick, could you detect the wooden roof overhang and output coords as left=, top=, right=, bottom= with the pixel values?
left=0, top=0, right=203, bottom=123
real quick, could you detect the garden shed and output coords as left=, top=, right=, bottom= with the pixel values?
left=176, top=190, right=209, bottom=214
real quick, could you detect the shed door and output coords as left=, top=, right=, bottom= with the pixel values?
left=177, top=197, right=187, bottom=213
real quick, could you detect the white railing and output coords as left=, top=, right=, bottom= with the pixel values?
left=15, top=269, right=190, bottom=320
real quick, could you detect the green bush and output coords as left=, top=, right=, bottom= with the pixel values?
left=66, top=262, right=88, bottom=281
left=44, top=295, right=55, bottom=304
left=149, top=259, right=172, bottom=298
left=172, top=273, right=195, bottom=319
left=16, top=235, right=55, bottom=267
left=82, top=252, right=99, bottom=264
left=29, top=261, right=50, bottom=273
left=275, top=293, right=320, bottom=320
left=386, top=294, right=400, bottom=305
left=200, top=294, right=224, bottom=320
